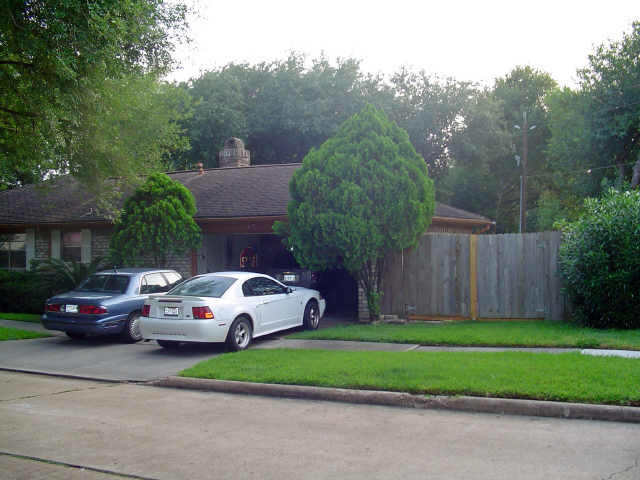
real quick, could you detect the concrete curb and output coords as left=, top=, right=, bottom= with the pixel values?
left=151, top=376, right=640, bottom=424
left=0, top=367, right=134, bottom=384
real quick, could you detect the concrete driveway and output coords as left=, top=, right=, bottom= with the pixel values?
left=0, top=315, right=355, bottom=381
left=0, top=335, right=231, bottom=381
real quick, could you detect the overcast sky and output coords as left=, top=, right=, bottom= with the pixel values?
left=168, top=0, right=639, bottom=88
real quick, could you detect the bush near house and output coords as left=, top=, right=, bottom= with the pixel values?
left=558, top=188, right=640, bottom=329
left=0, top=270, right=56, bottom=313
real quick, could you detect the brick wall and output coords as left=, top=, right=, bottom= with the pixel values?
left=165, top=256, right=192, bottom=280
left=92, top=229, right=111, bottom=260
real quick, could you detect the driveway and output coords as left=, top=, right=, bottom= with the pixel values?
left=0, top=335, right=230, bottom=381
left=0, top=315, right=355, bottom=381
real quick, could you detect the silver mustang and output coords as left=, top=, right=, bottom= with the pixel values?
left=140, top=271, right=326, bottom=350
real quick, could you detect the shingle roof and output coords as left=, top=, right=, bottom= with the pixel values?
left=0, top=163, right=491, bottom=225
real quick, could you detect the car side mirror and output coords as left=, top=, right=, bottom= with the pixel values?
left=286, top=287, right=293, bottom=294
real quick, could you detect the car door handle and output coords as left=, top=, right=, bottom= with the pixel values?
left=260, top=300, right=272, bottom=305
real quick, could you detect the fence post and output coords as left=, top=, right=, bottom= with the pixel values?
left=469, top=235, right=478, bottom=320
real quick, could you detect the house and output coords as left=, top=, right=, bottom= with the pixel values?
left=0, top=138, right=493, bottom=317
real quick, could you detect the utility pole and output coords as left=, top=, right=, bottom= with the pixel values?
left=521, top=111, right=528, bottom=234
left=514, top=112, right=535, bottom=234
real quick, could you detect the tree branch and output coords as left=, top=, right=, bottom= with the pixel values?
left=0, top=60, right=35, bottom=68
left=0, top=106, right=38, bottom=118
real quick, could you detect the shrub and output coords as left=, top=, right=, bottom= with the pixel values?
left=0, top=270, right=57, bottom=314
left=33, top=257, right=109, bottom=293
left=558, top=188, right=640, bottom=329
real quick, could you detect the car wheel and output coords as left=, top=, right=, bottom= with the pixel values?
left=303, top=301, right=320, bottom=330
left=121, top=311, right=143, bottom=343
left=65, top=331, right=86, bottom=340
left=226, top=316, right=252, bottom=351
left=157, top=340, right=180, bottom=349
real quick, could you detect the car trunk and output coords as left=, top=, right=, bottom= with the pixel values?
left=148, top=296, right=217, bottom=320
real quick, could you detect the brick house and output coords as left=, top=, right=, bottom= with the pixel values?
left=0, top=138, right=493, bottom=317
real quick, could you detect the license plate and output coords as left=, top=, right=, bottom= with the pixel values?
left=283, top=274, right=297, bottom=282
left=164, top=306, right=180, bottom=316
left=65, top=304, right=78, bottom=313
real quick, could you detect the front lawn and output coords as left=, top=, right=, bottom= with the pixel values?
left=181, top=349, right=640, bottom=406
left=290, top=321, right=640, bottom=350
left=0, top=313, right=42, bottom=323
left=0, top=326, right=50, bottom=341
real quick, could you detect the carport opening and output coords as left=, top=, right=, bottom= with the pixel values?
left=198, top=234, right=358, bottom=318
left=313, top=268, right=357, bottom=317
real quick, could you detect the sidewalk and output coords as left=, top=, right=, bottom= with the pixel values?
left=254, top=337, right=582, bottom=354
left=4, top=317, right=640, bottom=358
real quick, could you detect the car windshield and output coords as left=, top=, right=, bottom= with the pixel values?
left=167, top=275, right=236, bottom=298
left=76, top=274, right=130, bottom=294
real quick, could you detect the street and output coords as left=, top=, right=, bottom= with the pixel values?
left=1, top=371, right=638, bottom=480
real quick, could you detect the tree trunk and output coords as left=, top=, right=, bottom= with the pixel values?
left=617, top=160, right=627, bottom=188
left=357, top=257, right=384, bottom=322
left=631, top=152, right=640, bottom=190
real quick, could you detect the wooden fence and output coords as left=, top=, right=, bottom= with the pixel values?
left=381, top=232, right=569, bottom=321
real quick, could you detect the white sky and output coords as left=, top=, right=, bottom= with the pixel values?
left=168, top=0, right=639, bottom=88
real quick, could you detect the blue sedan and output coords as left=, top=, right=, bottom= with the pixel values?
left=42, top=268, right=183, bottom=342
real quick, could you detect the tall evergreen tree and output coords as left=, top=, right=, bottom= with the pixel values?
left=110, top=173, right=201, bottom=267
left=275, top=105, right=435, bottom=320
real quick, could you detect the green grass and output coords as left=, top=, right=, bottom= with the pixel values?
left=0, top=313, right=42, bottom=323
left=289, top=321, right=640, bottom=350
left=181, top=348, right=640, bottom=406
left=0, top=326, right=50, bottom=341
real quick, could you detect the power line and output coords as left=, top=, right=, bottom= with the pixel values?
left=526, top=161, right=638, bottom=179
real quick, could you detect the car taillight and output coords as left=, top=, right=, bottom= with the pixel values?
left=45, top=303, right=61, bottom=312
left=192, top=306, right=214, bottom=319
left=78, top=305, right=107, bottom=315
left=141, top=304, right=150, bottom=317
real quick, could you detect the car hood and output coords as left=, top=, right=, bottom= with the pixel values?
left=48, top=291, right=121, bottom=303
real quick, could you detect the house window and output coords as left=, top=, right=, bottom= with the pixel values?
left=62, top=231, right=82, bottom=262
left=0, top=233, right=26, bottom=270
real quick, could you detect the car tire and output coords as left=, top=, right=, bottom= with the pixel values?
left=157, top=340, right=180, bottom=349
left=65, top=331, right=86, bottom=340
left=303, top=300, right=320, bottom=330
left=121, top=311, right=143, bottom=343
left=226, top=316, right=252, bottom=352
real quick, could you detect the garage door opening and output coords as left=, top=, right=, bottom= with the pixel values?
left=313, top=268, right=358, bottom=317
left=197, top=234, right=358, bottom=318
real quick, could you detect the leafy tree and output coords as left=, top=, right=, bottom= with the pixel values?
left=275, top=105, right=435, bottom=320
left=443, top=66, right=557, bottom=232
left=443, top=91, right=516, bottom=232
left=558, top=189, right=640, bottom=329
left=177, top=54, right=373, bottom=169
left=172, top=54, right=470, bottom=178
left=539, top=87, right=605, bottom=229
left=110, top=173, right=201, bottom=267
left=541, top=22, right=640, bottom=227
left=386, top=69, right=472, bottom=181
left=0, top=0, right=189, bottom=189
left=578, top=21, right=640, bottom=188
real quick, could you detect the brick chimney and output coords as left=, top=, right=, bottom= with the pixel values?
left=219, top=137, right=250, bottom=168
